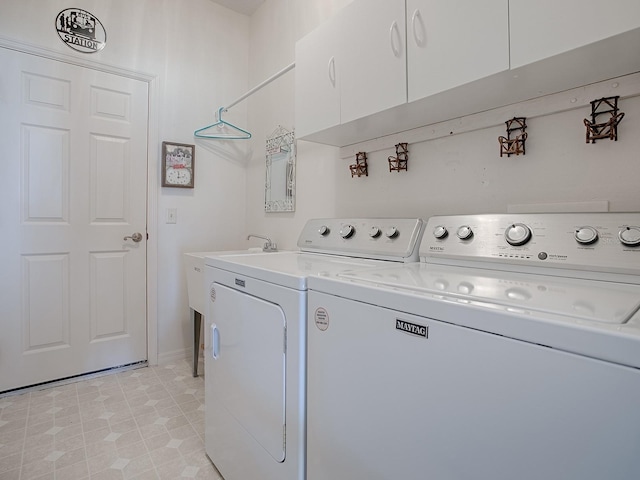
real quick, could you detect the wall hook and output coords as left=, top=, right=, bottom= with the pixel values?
left=584, top=96, right=624, bottom=143
left=498, top=117, right=527, bottom=157
left=388, top=142, right=409, bottom=172
left=349, top=152, right=368, bottom=177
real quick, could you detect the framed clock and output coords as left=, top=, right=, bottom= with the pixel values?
left=162, top=141, right=195, bottom=188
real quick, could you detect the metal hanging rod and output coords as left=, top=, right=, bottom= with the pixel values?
left=222, top=62, right=295, bottom=112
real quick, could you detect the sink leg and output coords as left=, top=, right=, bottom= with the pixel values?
left=192, top=309, right=202, bottom=377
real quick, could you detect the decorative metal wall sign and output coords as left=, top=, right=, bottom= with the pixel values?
left=56, top=9, right=106, bottom=53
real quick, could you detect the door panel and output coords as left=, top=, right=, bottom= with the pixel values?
left=0, top=47, right=149, bottom=392
left=510, top=0, right=640, bottom=68
left=210, top=283, right=286, bottom=462
left=407, top=0, right=509, bottom=102
left=22, top=254, right=70, bottom=352
left=294, top=15, right=342, bottom=138
left=22, top=125, right=70, bottom=222
left=340, top=0, right=407, bottom=123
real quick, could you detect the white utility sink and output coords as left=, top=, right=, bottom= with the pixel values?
left=184, top=249, right=269, bottom=377
left=184, top=249, right=265, bottom=314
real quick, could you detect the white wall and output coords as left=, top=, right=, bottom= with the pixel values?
left=246, top=0, right=640, bottom=252
left=0, top=0, right=250, bottom=360
left=244, top=0, right=356, bottom=249
left=334, top=97, right=640, bottom=218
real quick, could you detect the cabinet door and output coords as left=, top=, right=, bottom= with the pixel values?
left=510, top=0, right=640, bottom=68
left=295, top=15, right=342, bottom=139
left=407, top=0, right=509, bottom=103
left=340, top=0, right=407, bottom=124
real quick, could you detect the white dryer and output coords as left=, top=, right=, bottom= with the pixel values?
left=203, top=218, right=424, bottom=480
left=306, top=213, right=640, bottom=480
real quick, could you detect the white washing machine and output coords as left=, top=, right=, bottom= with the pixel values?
left=203, top=218, right=424, bottom=480
left=306, top=213, right=640, bottom=480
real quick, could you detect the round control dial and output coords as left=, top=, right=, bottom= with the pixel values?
left=574, top=226, right=598, bottom=245
left=369, top=226, right=381, bottom=238
left=619, top=226, right=640, bottom=246
left=318, top=225, right=330, bottom=236
left=433, top=225, right=448, bottom=239
left=385, top=226, right=399, bottom=238
left=456, top=225, right=473, bottom=240
left=504, top=223, right=532, bottom=246
left=340, top=224, right=355, bottom=239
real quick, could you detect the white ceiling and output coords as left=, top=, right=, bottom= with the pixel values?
left=209, top=0, right=265, bottom=16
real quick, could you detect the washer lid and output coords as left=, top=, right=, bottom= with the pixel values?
left=207, top=252, right=391, bottom=290
left=338, top=263, right=640, bottom=324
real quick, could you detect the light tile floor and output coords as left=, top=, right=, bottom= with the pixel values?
left=0, top=360, right=222, bottom=480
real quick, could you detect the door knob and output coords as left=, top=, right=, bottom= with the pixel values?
left=124, top=232, right=143, bottom=243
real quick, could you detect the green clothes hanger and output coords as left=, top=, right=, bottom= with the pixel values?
left=194, top=107, right=252, bottom=140
left=193, top=62, right=295, bottom=141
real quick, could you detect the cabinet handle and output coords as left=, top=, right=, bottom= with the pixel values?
left=411, top=9, right=426, bottom=47
left=327, top=56, right=336, bottom=87
left=211, top=323, right=219, bottom=360
left=389, top=20, right=402, bottom=58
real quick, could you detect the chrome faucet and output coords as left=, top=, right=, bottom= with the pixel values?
left=247, top=234, right=278, bottom=252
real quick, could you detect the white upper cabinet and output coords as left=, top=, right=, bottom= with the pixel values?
left=295, top=0, right=640, bottom=146
left=295, top=14, right=342, bottom=139
left=339, top=0, right=406, bottom=124
left=295, top=0, right=406, bottom=139
left=510, top=0, right=640, bottom=68
left=407, top=0, right=509, bottom=103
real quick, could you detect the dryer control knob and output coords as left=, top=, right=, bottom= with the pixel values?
left=340, top=224, right=355, bottom=239
left=385, top=226, right=399, bottom=238
left=456, top=225, right=473, bottom=240
left=504, top=223, right=532, bottom=246
left=318, top=225, right=330, bottom=236
left=369, top=226, right=381, bottom=238
left=433, top=225, right=448, bottom=239
left=619, top=226, right=640, bottom=246
left=575, top=226, right=599, bottom=245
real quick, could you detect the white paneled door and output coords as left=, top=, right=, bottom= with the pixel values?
left=0, top=48, right=149, bottom=393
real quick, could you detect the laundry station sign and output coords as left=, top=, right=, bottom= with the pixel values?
left=56, top=8, right=106, bottom=53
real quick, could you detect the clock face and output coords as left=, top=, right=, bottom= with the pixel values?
left=162, top=142, right=195, bottom=188
left=165, top=167, right=192, bottom=187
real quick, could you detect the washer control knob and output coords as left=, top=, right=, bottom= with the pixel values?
left=340, top=224, right=355, bottom=239
left=456, top=225, right=473, bottom=240
left=574, top=226, right=598, bottom=245
left=504, top=223, right=532, bottom=246
left=369, top=226, right=381, bottom=238
left=619, top=226, right=640, bottom=246
left=318, top=225, right=330, bottom=236
left=433, top=225, right=448, bottom=239
left=385, top=226, right=399, bottom=238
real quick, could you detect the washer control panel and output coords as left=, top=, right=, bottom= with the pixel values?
left=422, top=213, right=640, bottom=275
left=298, top=218, right=424, bottom=262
